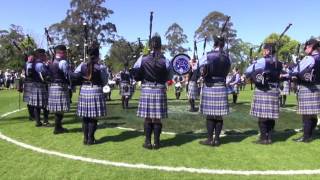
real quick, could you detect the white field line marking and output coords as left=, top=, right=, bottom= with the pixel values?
left=2, top=131, right=320, bottom=175
left=2, top=108, right=320, bottom=175
left=0, top=108, right=26, bottom=118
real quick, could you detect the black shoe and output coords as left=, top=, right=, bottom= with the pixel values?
left=212, top=139, right=221, bottom=147
left=253, top=139, right=270, bottom=145
left=153, top=143, right=160, bottom=150
left=83, top=139, right=88, bottom=145
left=87, top=138, right=96, bottom=145
left=189, top=108, right=197, bottom=112
left=293, top=137, right=313, bottom=143
left=199, top=139, right=214, bottom=146
left=143, top=143, right=153, bottom=150
left=53, top=127, right=69, bottom=134
left=35, top=122, right=43, bottom=127
left=42, top=122, right=50, bottom=127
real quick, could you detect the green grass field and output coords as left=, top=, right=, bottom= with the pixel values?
left=0, top=87, right=320, bottom=179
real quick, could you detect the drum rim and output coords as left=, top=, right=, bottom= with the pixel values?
left=171, top=53, right=191, bottom=75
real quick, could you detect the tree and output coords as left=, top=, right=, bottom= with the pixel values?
left=228, top=39, right=252, bottom=72
left=164, top=23, right=188, bottom=57
left=0, top=25, right=36, bottom=70
left=48, top=0, right=117, bottom=62
left=194, top=11, right=237, bottom=44
left=263, top=33, right=299, bottom=62
left=106, top=38, right=142, bottom=72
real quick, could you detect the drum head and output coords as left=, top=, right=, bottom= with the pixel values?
left=103, top=85, right=111, bottom=93
left=172, top=54, right=191, bottom=75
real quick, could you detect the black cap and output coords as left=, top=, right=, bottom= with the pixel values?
left=263, top=43, right=275, bottom=51
left=305, top=38, right=318, bottom=46
left=54, top=45, right=67, bottom=52
left=35, top=48, right=46, bottom=54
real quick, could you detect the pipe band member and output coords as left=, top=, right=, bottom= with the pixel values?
left=48, top=45, right=71, bottom=134
left=291, top=38, right=320, bottom=143
left=133, top=34, right=173, bottom=150
left=198, top=36, right=231, bottom=147
left=245, top=43, right=283, bottom=145
left=73, top=45, right=108, bottom=145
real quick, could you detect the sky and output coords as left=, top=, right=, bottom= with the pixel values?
left=1, top=0, right=320, bottom=57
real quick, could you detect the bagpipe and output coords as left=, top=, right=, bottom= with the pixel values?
left=249, top=23, right=292, bottom=87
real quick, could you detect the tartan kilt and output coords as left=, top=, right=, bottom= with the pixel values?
left=137, top=84, right=168, bottom=119
left=47, top=83, right=70, bottom=112
left=281, top=81, right=290, bottom=95
left=297, top=85, right=320, bottom=115
left=120, top=82, right=132, bottom=96
left=28, top=82, right=48, bottom=108
left=23, top=82, right=33, bottom=102
left=250, top=88, right=280, bottom=119
left=188, top=81, right=199, bottom=100
left=77, top=85, right=106, bottom=118
left=200, top=85, right=229, bottom=116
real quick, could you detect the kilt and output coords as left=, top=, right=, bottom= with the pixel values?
left=77, top=85, right=106, bottom=118
left=137, top=84, right=167, bottom=119
left=28, top=82, right=48, bottom=108
left=281, top=81, right=290, bottom=95
left=23, top=82, right=33, bottom=102
left=120, top=82, right=132, bottom=96
left=188, top=81, right=198, bottom=100
left=250, top=87, right=280, bottom=119
left=199, top=84, right=229, bottom=116
left=297, top=85, right=320, bottom=115
left=47, top=83, right=70, bottom=112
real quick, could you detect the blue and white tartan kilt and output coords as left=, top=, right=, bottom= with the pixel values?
left=28, top=82, right=48, bottom=108
left=47, top=83, right=70, bottom=112
left=77, top=85, right=107, bottom=118
left=297, top=85, right=320, bottom=115
left=250, top=88, right=280, bottom=119
left=281, top=81, right=290, bottom=95
left=200, top=85, right=229, bottom=116
left=120, top=82, right=132, bottom=96
left=23, top=82, right=33, bottom=102
left=188, top=81, right=199, bottom=100
left=137, top=84, right=168, bottom=119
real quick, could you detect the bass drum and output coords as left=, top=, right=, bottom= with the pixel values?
left=171, top=54, right=191, bottom=75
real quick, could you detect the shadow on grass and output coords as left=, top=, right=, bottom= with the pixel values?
left=97, top=130, right=142, bottom=144
left=281, top=104, right=297, bottom=108
left=67, top=120, right=126, bottom=133
left=272, top=129, right=297, bottom=143
left=161, top=133, right=205, bottom=148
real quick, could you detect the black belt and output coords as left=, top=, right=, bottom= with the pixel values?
left=83, top=82, right=100, bottom=86
left=204, top=82, right=225, bottom=87
left=268, top=83, right=279, bottom=88
left=142, top=80, right=165, bottom=85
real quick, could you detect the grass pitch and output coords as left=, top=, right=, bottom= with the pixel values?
left=0, top=87, right=320, bottom=179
